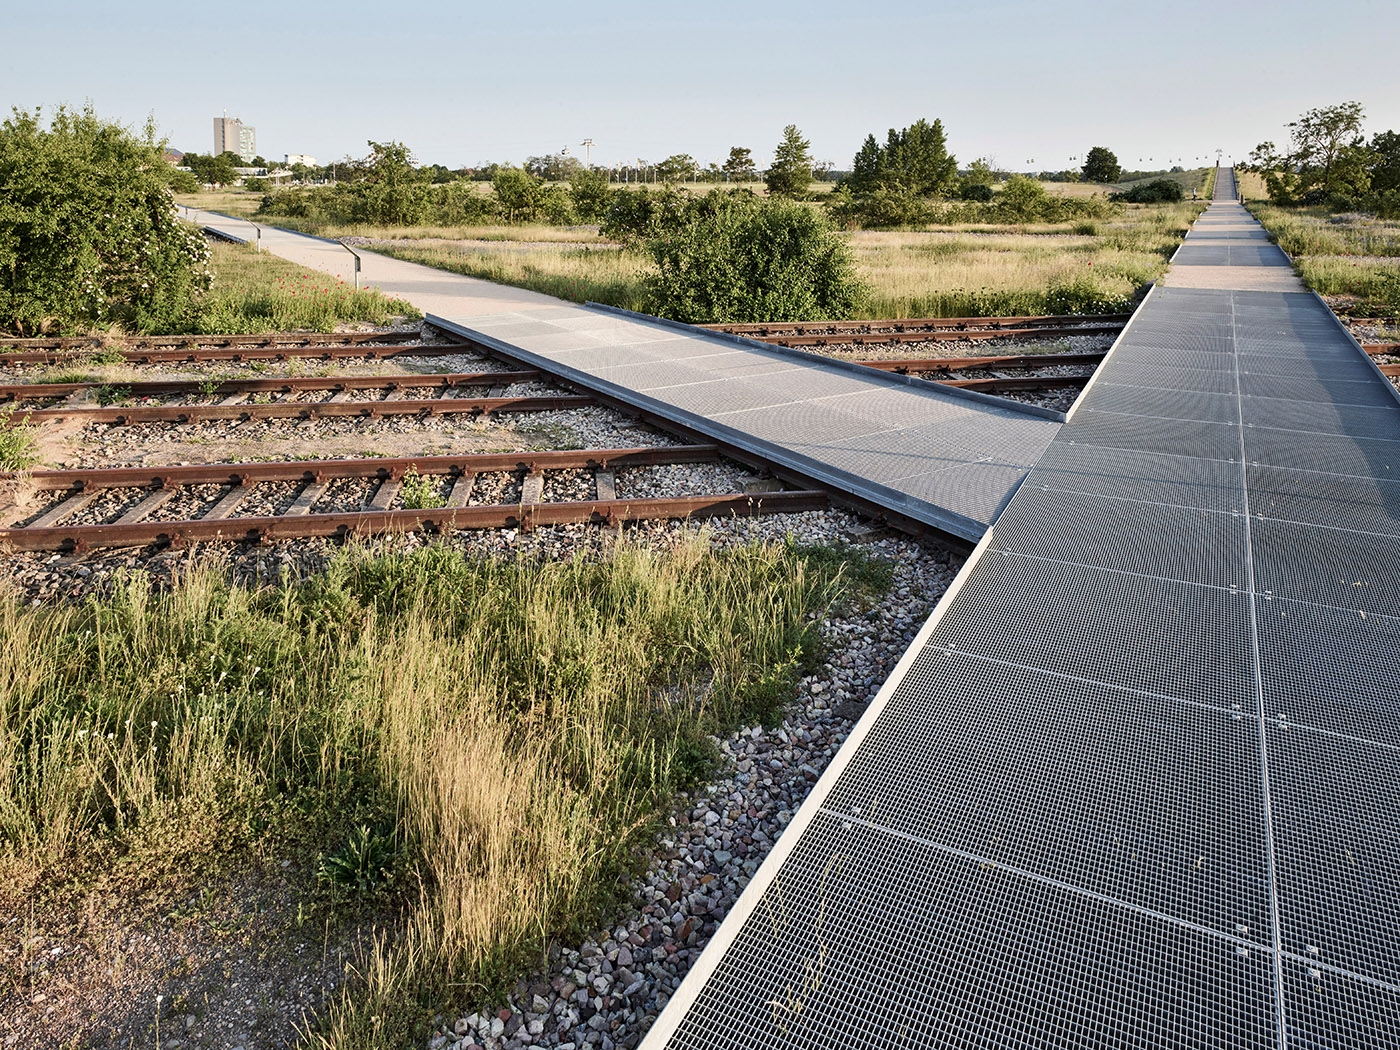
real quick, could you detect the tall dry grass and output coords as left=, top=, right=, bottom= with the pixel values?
left=0, top=536, right=849, bottom=1047
left=373, top=243, right=650, bottom=311
left=1249, top=203, right=1400, bottom=312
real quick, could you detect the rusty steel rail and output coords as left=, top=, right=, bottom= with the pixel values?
left=714, top=325, right=1124, bottom=347
left=0, top=444, right=818, bottom=553
left=0, top=370, right=541, bottom=402
left=9, top=446, right=723, bottom=492
left=850, top=350, right=1106, bottom=374
left=0, top=330, right=424, bottom=351
left=0, top=492, right=826, bottom=553
left=703, top=313, right=1130, bottom=336
left=937, top=374, right=1089, bottom=393
left=3, top=394, right=593, bottom=425
left=0, top=342, right=480, bottom=366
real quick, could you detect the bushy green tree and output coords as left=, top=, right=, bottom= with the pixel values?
left=524, top=153, right=584, bottom=181
left=1249, top=102, right=1369, bottom=204
left=765, top=125, right=812, bottom=198
left=644, top=191, right=864, bottom=322
left=355, top=140, right=429, bottom=224
left=599, top=187, right=690, bottom=246
left=1111, top=178, right=1183, bottom=203
left=958, top=158, right=996, bottom=200
left=1082, top=146, right=1122, bottom=184
left=0, top=105, right=211, bottom=334
left=656, top=154, right=698, bottom=183
left=492, top=167, right=544, bottom=221
left=184, top=150, right=240, bottom=186
left=569, top=167, right=613, bottom=221
left=846, top=134, right=885, bottom=194
left=1370, top=130, right=1400, bottom=195
left=837, top=118, right=958, bottom=225
left=722, top=146, right=756, bottom=181
left=996, top=174, right=1051, bottom=219
left=882, top=119, right=958, bottom=197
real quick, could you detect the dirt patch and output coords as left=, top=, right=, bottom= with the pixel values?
left=0, top=851, right=394, bottom=1050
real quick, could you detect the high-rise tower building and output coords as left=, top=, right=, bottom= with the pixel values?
left=213, top=115, right=257, bottom=163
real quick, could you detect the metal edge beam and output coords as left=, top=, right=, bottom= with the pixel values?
left=639, top=517, right=1005, bottom=1048
left=425, top=314, right=990, bottom=543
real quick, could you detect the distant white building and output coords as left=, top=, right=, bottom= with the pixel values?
left=213, top=115, right=257, bottom=162
left=284, top=153, right=317, bottom=167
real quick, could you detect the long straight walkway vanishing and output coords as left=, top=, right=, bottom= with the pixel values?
left=189, top=205, right=1061, bottom=539
left=641, top=171, right=1400, bottom=1047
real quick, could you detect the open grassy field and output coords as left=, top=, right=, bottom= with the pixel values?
left=175, top=189, right=264, bottom=219
left=1043, top=166, right=1215, bottom=198
left=1248, top=202, right=1400, bottom=314
left=1, top=535, right=867, bottom=1048
left=189, top=241, right=419, bottom=333
left=375, top=200, right=1205, bottom=319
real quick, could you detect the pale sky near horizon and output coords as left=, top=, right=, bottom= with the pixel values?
left=4, top=0, right=1397, bottom=172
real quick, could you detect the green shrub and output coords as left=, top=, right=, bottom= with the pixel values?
left=644, top=191, right=865, bottom=322
left=826, top=184, right=930, bottom=228
left=569, top=168, right=613, bottom=222
left=1112, top=179, right=1184, bottom=203
left=0, top=105, right=211, bottom=335
left=996, top=174, right=1051, bottom=219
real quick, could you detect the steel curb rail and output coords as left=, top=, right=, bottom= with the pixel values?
left=638, top=514, right=1007, bottom=1049
left=581, top=302, right=1068, bottom=423
left=703, top=312, right=1131, bottom=334
left=425, top=315, right=990, bottom=543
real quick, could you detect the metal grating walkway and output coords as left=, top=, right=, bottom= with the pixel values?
left=426, top=307, right=1061, bottom=541
left=641, top=169, right=1400, bottom=1047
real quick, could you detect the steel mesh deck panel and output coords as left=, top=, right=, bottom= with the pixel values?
left=428, top=305, right=1062, bottom=539
left=667, top=814, right=1280, bottom=1050
left=641, top=178, right=1400, bottom=1048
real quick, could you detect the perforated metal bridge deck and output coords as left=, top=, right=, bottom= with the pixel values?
left=426, top=307, right=1061, bottom=541
left=641, top=169, right=1400, bottom=1047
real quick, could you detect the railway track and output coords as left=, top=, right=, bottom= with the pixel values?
left=1, top=393, right=593, bottom=426
left=0, top=322, right=1119, bottom=553
left=0, top=446, right=823, bottom=553
left=0, top=370, right=543, bottom=403
left=0, top=330, right=424, bottom=351
left=0, top=358, right=1100, bottom=422
left=703, top=314, right=1129, bottom=346
left=0, top=341, right=481, bottom=366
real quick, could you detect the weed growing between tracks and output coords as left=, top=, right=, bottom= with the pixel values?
left=0, top=534, right=870, bottom=1048
left=0, top=407, right=41, bottom=470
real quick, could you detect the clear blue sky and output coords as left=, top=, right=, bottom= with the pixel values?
left=4, top=0, right=1397, bottom=171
